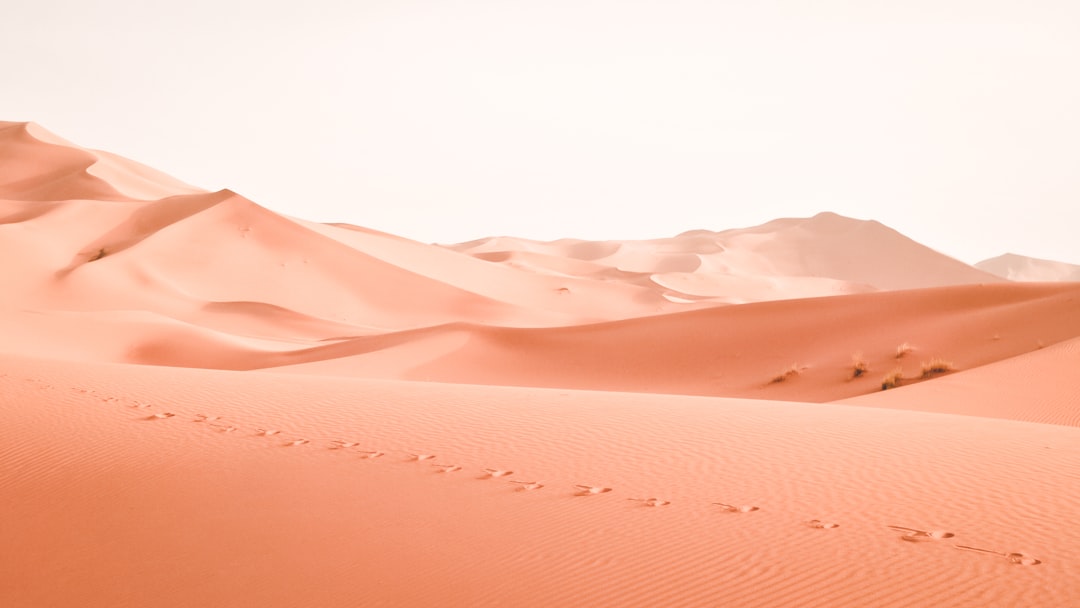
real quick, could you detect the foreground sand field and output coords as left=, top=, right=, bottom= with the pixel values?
left=3, top=354, right=1078, bottom=607
left=2, top=122, right=1079, bottom=606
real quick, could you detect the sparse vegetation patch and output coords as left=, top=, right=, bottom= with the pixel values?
left=851, top=352, right=868, bottom=378
left=770, top=364, right=802, bottom=384
left=881, top=368, right=903, bottom=390
left=920, top=358, right=954, bottom=378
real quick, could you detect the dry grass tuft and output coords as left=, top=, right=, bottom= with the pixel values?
left=895, top=342, right=913, bottom=359
left=920, top=358, right=954, bottom=378
left=851, top=352, right=868, bottom=378
left=881, top=368, right=904, bottom=391
left=770, top=363, right=802, bottom=384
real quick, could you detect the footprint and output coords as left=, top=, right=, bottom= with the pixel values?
left=628, top=498, right=671, bottom=507
left=574, top=485, right=613, bottom=496
left=806, top=519, right=840, bottom=529
left=955, top=545, right=1042, bottom=566
left=888, top=525, right=955, bottom=542
left=255, top=429, right=281, bottom=436
left=408, top=454, right=436, bottom=462
left=329, top=440, right=361, bottom=450
left=432, top=464, right=463, bottom=473
left=481, top=468, right=514, bottom=478
left=145, top=412, right=175, bottom=420
left=358, top=450, right=385, bottom=459
left=209, top=424, right=238, bottom=433
left=193, top=414, right=221, bottom=423
left=509, top=480, right=544, bottom=491
left=284, top=439, right=310, bottom=447
left=713, top=503, right=760, bottom=513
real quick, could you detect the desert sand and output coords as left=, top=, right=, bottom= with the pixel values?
left=977, top=252, right=1080, bottom=283
left=2, top=121, right=1079, bottom=607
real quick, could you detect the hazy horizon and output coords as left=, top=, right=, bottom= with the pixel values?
left=5, top=0, right=1079, bottom=264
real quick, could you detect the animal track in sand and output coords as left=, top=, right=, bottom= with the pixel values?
left=955, top=545, right=1042, bottom=565
left=713, top=503, right=760, bottom=513
left=888, top=525, right=955, bottom=542
left=78, top=391, right=1044, bottom=563
left=104, top=402, right=836, bottom=522
left=574, top=485, right=613, bottom=496
left=628, top=498, right=671, bottom=507
left=481, top=469, right=514, bottom=479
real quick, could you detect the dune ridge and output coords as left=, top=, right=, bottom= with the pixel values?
left=0, top=121, right=204, bottom=201
left=254, top=281, right=1080, bottom=416
left=977, top=252, right=1080, bottom=282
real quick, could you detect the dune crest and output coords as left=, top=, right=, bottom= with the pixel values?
left=0, top=121, right=204, bottom=201
left=977, top=252, right=1080, bottom=282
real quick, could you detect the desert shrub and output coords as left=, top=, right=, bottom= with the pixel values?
left=895, top=342, right=913, bottom=358
left=881, top=367, right=903, bottom=390
left=770, top=364, right=802, bottom=384
left=920, top=358, right=954, bottom=378
left=851, top=352, right=868, bottom=378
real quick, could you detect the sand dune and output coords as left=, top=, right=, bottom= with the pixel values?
left=3, top=122, right=1080, bottom=607
left=0, top=121, right=203, bottom=201
left=842, top=335, right=1080, bottom=427
left=268, top=282, right=1080, bottom=409
left=977, top=252, right=1080, bottom=282
left=448, top=211, right=1005, bottom=304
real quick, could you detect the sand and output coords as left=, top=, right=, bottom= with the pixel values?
left=977, top=252, right=1080, bottom=282
left=2, top=121, right=1079, bottom=607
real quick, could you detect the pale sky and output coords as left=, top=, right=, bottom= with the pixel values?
left=4, top=0, right=1079, bottom=264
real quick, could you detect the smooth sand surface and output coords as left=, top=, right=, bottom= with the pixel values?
left=265, top=282, right=1080, bottom=406
left=977, top=252, right=1080, bottom=282
left=3, top=354, right=1079, bottom=607
left=3, top=121, right=1079, bottom=606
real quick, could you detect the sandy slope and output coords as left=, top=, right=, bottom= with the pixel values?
left=841, top=335, right=1080, bottom=427
left=0, top=121, right=203, bottom=201
left=448, top=212, right=1004, bottom=304
left=3, top=354, right=1078, bottom=608
left=269, top=282, right=1080, bottom=406
left=977, top=252, right=1080, bottom=282
left=4, top=121, right=1080, bottom=607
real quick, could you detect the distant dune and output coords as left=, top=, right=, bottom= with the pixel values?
left=977, top=252, right=1080, bottom=282
left=2, top=121, right=1079, bottom=607
left=447, top=211, right=1004, bottom=304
